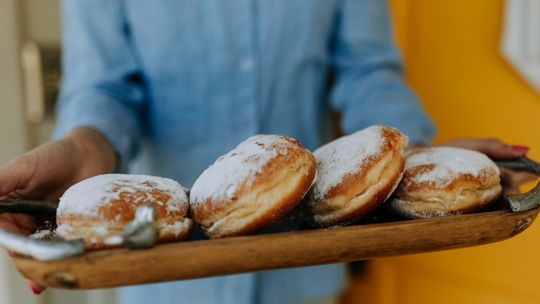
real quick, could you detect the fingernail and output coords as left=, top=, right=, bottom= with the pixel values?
left=512, top=145, right=530, bottom=154
left=27, top=281, right=43, bottom=295
left=7, top=250, right=14, bottom=257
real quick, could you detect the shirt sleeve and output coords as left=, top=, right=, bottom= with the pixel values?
left=53, top=0, right=146, bottom=171
left=329, top=0, right=437, bottom=145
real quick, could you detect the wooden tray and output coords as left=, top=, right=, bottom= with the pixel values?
left=13, top=208, right=539, bottom=289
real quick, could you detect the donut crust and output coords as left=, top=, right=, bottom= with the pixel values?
left=306, top=126, right=408, bottom=227
left=191, top=135, right=317, bottom=238
left=388, top=147, right=502, bottom=218
left=56, top=174, right=193, bottom=249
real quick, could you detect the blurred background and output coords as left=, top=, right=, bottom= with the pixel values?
left=0, top=0, right=539, bottom=303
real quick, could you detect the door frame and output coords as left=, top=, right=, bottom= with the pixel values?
left=0, top=0, right=38, bottom=302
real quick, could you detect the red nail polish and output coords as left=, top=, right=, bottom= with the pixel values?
left=27, top=281, right=43, bottom=295
left=27, top=281, right=36, bottom=294
left=7, top=250, right=14, bottom=257
left=512, top=145, right=530, bottom=153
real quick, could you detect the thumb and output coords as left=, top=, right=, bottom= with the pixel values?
left=0, top=156, right=33, bottom=200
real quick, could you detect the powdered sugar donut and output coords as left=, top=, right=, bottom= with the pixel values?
left=305, top=125, right=408, bottom=227
left=388, top=147, right=502, bottom=218
left=56, top=174, right=193, bottom=249
left=190, top=135, right=317, bottom=238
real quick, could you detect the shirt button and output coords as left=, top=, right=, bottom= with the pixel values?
left=239, top=58, right=255, bottom=72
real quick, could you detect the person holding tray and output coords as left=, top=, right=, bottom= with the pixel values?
left=0, top=1, right=535, bottom=303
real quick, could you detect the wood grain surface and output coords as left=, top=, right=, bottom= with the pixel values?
left=13, top=209, right=538, bottom=289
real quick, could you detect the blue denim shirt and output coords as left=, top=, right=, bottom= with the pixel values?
left=54, top=1, right=436, bottom=303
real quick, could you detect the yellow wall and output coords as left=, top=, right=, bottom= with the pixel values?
left=394, top=0, right=540, bottom=145
left=347, top=0, right=540, bottom=303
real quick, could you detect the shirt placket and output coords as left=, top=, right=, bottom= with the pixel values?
left=222, top=3, right=260, bottom=303
left=234, top=0, right=260, bottom=133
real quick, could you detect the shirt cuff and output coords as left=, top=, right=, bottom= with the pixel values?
left=53, top=91, right=141, bottom=172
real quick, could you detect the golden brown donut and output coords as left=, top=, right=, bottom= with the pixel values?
left=190, top=134, right=317, bottom=238
left=56, top=174, right=193, bottom=249
left=305, top=125, right=408, bottom=227
left=388, top=147, right=502, bottom=218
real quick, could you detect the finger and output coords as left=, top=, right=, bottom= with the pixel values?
left=510, top=145, right=530, bottom=156
left=503, top=187, right=521, bottom=195
left=475, top=139, right=526, bottom=159
left=0, top=215, right=25, bottom=233
left=11, top=213, right=39, bottom=234
left=0, top=162, right=19, bottom=199
left=447, top=138, right=529, bottom=159
left=501, top=168, right=537, bottom=186
left=0, top=213, right=38, bottom=235
left=7, top=250, right=14, bottom=257
left=500, top=169, right=519, bottom=194
left=499, top=168, right=538, bottom=194
left=0, top=155, right=35, bottom=199
left=512, top=171, right=538, bottom=185
left=27, top=280, right=46, bottom=295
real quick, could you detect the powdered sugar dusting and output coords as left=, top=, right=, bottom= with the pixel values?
left=405, top=147, right=500, bottom=188
left=55, top=224, right=73, bottom=236
left=311, top=126, right=386, bottom=200
left=104, top=235, right=123, bottom=246
left=29, top=229, right=55, bottom=240
left=58, top=174, right=189, bottom=220
left=190, top=135, right=293, bottom=204
left=159, top=218, right=193, bottom=237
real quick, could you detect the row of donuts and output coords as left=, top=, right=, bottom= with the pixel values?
left=55, top=125, right=502, bottom=249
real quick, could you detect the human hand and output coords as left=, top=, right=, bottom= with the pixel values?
left=444, top=138, right=537, bottom=194
left=0, top=127, right=117, bottom=294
